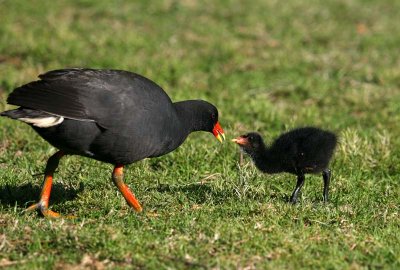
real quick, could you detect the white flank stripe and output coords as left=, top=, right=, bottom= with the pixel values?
left=19, top=116, right=64, bottom=128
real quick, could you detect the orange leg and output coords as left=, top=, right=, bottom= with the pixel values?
left=25, top=151, right=66, bottom=218
left=112, top=165, right=142, bottom=212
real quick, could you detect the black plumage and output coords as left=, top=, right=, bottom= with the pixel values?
left=1, top=68, right=225, bottom=217
left=233, top=127, right=337, bottom=203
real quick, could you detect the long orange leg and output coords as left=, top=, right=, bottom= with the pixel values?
left=112, top=165, right=142, bottom=212
left=25, top=151, right=65, bottom=218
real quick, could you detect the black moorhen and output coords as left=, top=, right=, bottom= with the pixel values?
left=232, top=127, right=337, bottom=203
left=1, top=68, right=225, bottom=217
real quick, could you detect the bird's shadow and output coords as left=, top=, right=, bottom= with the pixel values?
left=153, top=181, right=271, bottom=206
left=0, top=182, right=83, bottom=208
left=154, top=183, right=220, bottom=204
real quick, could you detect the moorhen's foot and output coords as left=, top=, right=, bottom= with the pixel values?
left=112, top=165, right=143, bottom=212
left=289, top=174, right=305, bottom=204
left=22, top=151, right=75, bottom=218
left=289, top=196, right=299, bottom=204
left=322, top=169, right=331, bottom=202
left=24, top=202, right=75, bottom=218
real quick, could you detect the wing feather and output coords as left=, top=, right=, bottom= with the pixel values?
left=6, top=68, right=173, bottom=129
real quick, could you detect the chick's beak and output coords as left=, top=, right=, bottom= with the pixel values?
left=232, top=136, right=248, bottom=146
left=212, top=121, right=225, bottom=143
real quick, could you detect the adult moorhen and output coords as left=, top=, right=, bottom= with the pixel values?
left=232, top=127, right=337, bottom=203
left=1, top=68, right=225, bottom=217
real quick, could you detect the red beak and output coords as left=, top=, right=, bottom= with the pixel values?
left=212, top=122, right=225, bottom=143
left=232, top=136, right=248, bottom=146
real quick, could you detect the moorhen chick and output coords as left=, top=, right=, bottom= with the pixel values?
left=232, top=127, right=337, bottom=203
left=1, top=68, right=225, bottom=217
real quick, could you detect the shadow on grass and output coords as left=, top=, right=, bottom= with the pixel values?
left=153, top=182, right=272, bottom=205
left=153, top=183, right=292, bottom=218
left=155, top=183, right=220, bottom=204
left=0, top=182, right=84, bottom=208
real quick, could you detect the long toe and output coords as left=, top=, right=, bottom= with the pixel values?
left=40, top=208, right=61, bottom=218
left=24, top=202, right=41, bottom=213
left=24, top=202, right=74, bottom=219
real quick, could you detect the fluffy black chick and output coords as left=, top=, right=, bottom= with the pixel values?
left=233, top=127, right=337, bottom=203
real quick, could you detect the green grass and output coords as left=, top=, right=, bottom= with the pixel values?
left=1, top=0, right=399, bottom=269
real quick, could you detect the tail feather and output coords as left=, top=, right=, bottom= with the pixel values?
left=1, top=108, right=64, bottom=128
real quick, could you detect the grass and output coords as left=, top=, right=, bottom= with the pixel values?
left=0, top=0, right=399, bottom=269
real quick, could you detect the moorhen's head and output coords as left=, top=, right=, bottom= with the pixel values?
left=232, top=132, right=265, bottom=154
left=184, top=100, right=225, bottom=143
